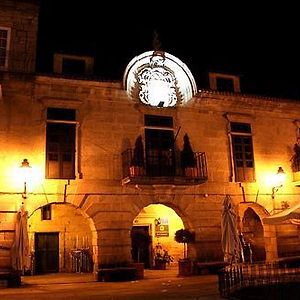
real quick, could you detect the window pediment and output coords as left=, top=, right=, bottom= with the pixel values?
left=38, top=97, right=83, bottom=109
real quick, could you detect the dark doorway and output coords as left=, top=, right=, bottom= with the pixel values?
left=145, top=129, right=175, bottom=176
left=242, top=209, right=266, bottom=262
left=131, top=226, right=151, bottom=268
left=35, top=232, right=59, bottom=274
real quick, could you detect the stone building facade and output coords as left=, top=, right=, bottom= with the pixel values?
left=1, top=0, right=300, bottom=274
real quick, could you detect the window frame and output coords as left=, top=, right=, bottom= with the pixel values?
left=144, top=115, right=175, bottom=177
left=53, top=53, right=94, bottom=75
left=209, top=72, right=241, bottom=93
left=0, top=27, right=11, bottom=70
left=230, top=122, right=255, bottom=182
left=41, top=204, right=52, bottom=221
left=45, top=108, right=77, bottom=179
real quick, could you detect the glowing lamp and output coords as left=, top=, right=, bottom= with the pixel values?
left=19, top=158, right=32, bottom=199
left=271, top=167, right=286, bottom=200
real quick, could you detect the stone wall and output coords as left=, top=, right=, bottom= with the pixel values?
left=28, top=203, right=93, bottom=272
left=0, top=0, right=39, bottom=73
left=1, top=0, right=300, bottom=272
left=1, top=73, right=300, bottom=270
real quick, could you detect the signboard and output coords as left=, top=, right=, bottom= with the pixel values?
left=155, top=224, right=169, bottom=237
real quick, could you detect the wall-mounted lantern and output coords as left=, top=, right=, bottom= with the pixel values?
left=271, top=167, right=286, bottom=200
left=19, top=159, right=32, bottom=199
left=271, top=167, right=287, bottom=213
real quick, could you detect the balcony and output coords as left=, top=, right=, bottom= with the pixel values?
left=121, top=149, right=208, bottom=186
left=292, top=156, right=300, bottom=185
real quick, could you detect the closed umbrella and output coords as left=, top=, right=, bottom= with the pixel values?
left=11, top=204, right=30, bottom=274
left=221, top=195, right=244, bottom=263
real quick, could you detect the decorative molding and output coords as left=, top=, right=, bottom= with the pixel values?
left=38, top=96, right=83, bottom=109
left=223, top=112, right=255, bottom=123
left=123, top=50, right=197, bottom=106
left=137, top=51, right=179, bottom=107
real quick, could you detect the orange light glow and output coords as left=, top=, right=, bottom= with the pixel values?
left=10, top=159, right=42, bottom=194
left=274, top=167, right=286, bottom=188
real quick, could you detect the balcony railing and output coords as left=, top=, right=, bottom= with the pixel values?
left=292, top=156, right=300, bottom=172
left=121, top=149, right=208, bottom=185
left=292, top=157, right=300, bottom=183
left=218, top=260, right=300, bottom=298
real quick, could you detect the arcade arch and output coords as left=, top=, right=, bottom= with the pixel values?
left=131, top=203, right=192, bottom=268
left=28, top=202, right=96, bottom=274
left=239, top=203, right=278, bottom=261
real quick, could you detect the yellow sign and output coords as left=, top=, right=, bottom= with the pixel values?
left=155, top=224, right=169, bottom=237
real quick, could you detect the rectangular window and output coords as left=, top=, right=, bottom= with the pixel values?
left=230, top=122, right=255, bottom=182
left=41, top=204, right=52, bottom=220
left=62, top=58, right=86, bottom=75
left=144, top=115, right=173, bottom=128
left=216, top=77, right=234, bottom=92
left=144, top=115, right=175, bottom=176
left=46, top=108, right=76, bottom=179
left=0, top=27, right=11, bottom=69
left=47, top=107, right=76, bottom=121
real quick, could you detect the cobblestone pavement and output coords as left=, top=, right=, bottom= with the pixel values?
left=0, top=267, right=223, bottom=300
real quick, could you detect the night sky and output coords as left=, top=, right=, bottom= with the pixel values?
left=36, top=1, right=299, bottom=99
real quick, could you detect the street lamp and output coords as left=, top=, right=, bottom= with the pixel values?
left=271, top=167, right=286, bottom=214
left=20, top=158, right=32, bottom=199
left=271, top=167, right=286, bottom=199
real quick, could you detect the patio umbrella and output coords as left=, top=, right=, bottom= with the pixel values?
left=263, top=202, right=300, bottom=225
left=11, top=204, right=30, bottom=274
left=221, top=195, right=244, bottom=263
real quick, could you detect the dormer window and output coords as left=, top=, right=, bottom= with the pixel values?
left=209, top=72, right=241, bottom=93
left=53, top=53, right=94, bottom=76
left=0, top=27, right=11, bottom=70
left=62, top=58, right=86, bottom=75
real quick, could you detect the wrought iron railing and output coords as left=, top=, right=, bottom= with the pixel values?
left=292, top=156, right=300, bottom=172
left=218, top=261, right=300, bottom=298
left=121, top=148, right=208, bottom=184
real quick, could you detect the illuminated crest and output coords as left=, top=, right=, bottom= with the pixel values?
left=137, top=51, right=178, bottom=107
left=123, top=51, right=197, bottom=108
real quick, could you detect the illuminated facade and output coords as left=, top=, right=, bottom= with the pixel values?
left=1, top=0, right=300, bottom=275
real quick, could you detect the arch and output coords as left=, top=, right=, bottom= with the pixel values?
left=28, top=201, right=98, bottom=272
left=40, top=192, right=214, bottom=269
left=132, top=203, right=186, bottom=267
left=130, top=196, right=199, bottom=263
left=239, top=202, right=278, bottom=261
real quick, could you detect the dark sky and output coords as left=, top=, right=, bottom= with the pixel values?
left=36, top=1, right=299, bottom=99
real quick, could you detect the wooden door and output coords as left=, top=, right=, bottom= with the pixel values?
left=131, top=226, right=151, bottom=268
left=35, top=232, right=59, bottom=274
left=145, top=129, right=175, bottom=176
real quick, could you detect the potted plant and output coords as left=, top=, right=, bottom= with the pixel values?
left=153, top=243, right=173, bottom=270
left=130, top=135, right=145, bottom=176
left=175, top=228, right=195, bottom=276
left=291, top=142, right=300, bottom=172
left=180, top=134, right=196, bottom=177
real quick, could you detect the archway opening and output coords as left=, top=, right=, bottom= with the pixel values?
left=131, top=203, right=184, bottom=269
left=242, top=208, right=266, bottom=262
left=28, top=203, right=94, bottom=274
